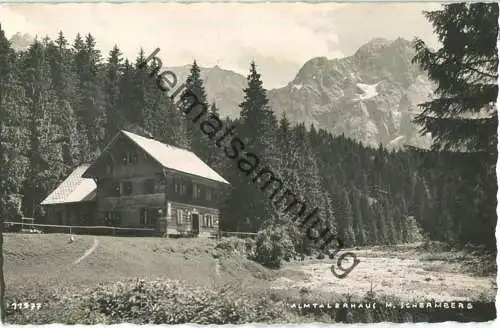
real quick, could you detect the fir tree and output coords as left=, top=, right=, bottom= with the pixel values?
left=0, top=24, right=29, bottom=322
left=224, top=62, right=279, bottom=231
left=413, top=3, right=498, bottom=155
left=203, top=102, right=225, bottom=168
left=19, top=40, right=65, bottom=219
left=46, top=32, right=79, bottom=172
left=104, top=45, right=125, bottom=143
left=73, top=33, right=105, bottom=160
left=413, top=3, right=498, bottom=250
left=185, top=60, right=211, bottom=158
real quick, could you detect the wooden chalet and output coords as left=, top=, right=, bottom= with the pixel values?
left=41, top=130, right=230, bottom=237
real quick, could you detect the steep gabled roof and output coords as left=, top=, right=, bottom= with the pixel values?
left=41, top=164, right=97, bottom=205
left=121, top=130, right=230, bottom=184
left=87, top=130, right=230, bottom=185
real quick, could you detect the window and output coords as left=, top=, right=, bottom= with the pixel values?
left=144, top=179, right=156, bottom=194
left=205, top=188, right=212, bottom=201
left=121, top=152, right=128, bottom=165
left=177, top=210, right=184, bottom=224
left=121, top=181, right=133, bottom=196
left=204, top=214, right=215, bottom=228
left=80, top=214, right=90, bottom=226
left=106, top=163, right=113, bottom=175
left=180, top=183, right=187, bottom=195
left=140, top=209, right=147, bottom=225
left=121, top=151, right=138, bottom=165
left=193, top=184, right=201, bottom=200
left=128, top=151, right=138, bottom=164
left=106, top=154, right=114, bottom=175
left=56, top=211, right=63, bottom=225
left=175, top=181, right=187, bottom=195
left=104, top=211, right=121, bottom=226
left=140, top=208, right=159, bottom=226
left=109, top=181, right=121, bottom=197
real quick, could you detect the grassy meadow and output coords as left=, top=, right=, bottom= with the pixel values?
left=3, top=233, right=496, bottom=324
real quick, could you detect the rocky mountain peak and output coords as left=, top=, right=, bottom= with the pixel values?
left=354, top=37, right=393, bottom=57
left=267, top=37, right=434, bottom=149
left=9, top=32, right=34, bottom=51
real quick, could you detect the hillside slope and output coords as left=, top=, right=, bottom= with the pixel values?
left=3, top=234, right=274, bottom=297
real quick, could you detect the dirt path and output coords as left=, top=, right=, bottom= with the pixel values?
left=273, top=248, right=496, bottom=302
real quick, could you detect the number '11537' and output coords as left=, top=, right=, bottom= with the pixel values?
left=9, top=302, right=42, bottom=310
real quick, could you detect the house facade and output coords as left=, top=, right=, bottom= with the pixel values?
left=41, top=130, right=230, bottom=237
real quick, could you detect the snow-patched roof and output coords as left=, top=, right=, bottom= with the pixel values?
left=40, top=164, right=96, bottom=205
left=120, top=130, right=230, bottom=184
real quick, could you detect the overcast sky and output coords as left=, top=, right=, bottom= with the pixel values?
left=0, top=2, right=441, bottom=88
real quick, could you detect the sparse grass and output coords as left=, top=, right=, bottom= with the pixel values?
left=415, top=242, right=496, bottom=276
left=420, top=262, right=453, bottom=273
left=274, top=242, right=496, bottom=304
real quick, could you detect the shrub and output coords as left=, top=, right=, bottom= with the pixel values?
left=244, top=237, right=256, bottom=258
left=405, top=216, right=425, bottom=243
left=7, top=279, right=298, bottom=324
left=214, top=237, right=254, bottom=259
left=254, top=226, right=294, bottom=269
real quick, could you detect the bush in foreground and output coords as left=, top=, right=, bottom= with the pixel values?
left=254, top=226, right=294, bottom=269
left=8, top=278, right=496, bottom=324
left=214, top=237, right=256, bottom=259
left=8, top=279, right=297, bottom=324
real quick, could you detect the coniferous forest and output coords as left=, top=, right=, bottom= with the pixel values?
left=0, top=2, right=497, bottom=256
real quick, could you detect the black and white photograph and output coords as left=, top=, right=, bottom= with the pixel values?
left=0, top=1, right=497, bottom=324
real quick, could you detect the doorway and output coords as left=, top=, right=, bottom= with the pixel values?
left=191, top=213, right=200, bottom=235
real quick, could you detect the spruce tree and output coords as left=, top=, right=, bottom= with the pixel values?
left=46, top=32, right=79, bottom=172
left=413, top=3, right=498, bottom=155
left=351, top=189, right=367, bottom=245
left=0, top=24, right=29, bottom=322
left=117, top=59, right=138, bottom=126
left=413, top=3, right=498, bottom=249
left=203, top=102, right=225, bottom=167
left=73, top=33, right=105, bottom=160
left=104, top=45, right=125, bottom=144
left=224, top=62, right=279, bottom=231
left=341, top=189, right=356, bottom=247
left=185, top=60, right=211, bottom=157
left=239, top=62, right=278, bottom=154
left=19, top=39, right=65, bottom=219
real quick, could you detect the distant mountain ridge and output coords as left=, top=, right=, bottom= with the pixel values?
left=267, top=37, right=434, bottom=149
left=9, top=32, right=33, bottom=51
left=167, top=65, right=247, bottom=119
left=171, top=38, right=434, bottom=149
